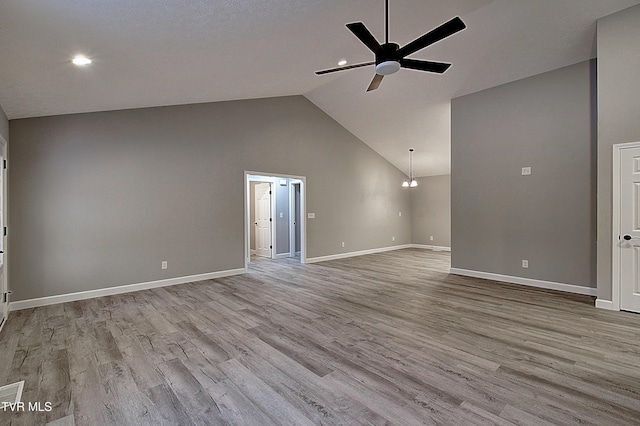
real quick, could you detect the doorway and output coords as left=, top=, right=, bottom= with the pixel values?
left=245, top=172, right=306, bottom=268
left=613, top=141, right=640, bottom=313
left=290, top=181, right=302, bottom=259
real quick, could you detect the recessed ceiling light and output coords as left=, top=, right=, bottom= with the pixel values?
left=338, top=59, right=347, bottom=66
left=72, top=56, right=92, bottom=66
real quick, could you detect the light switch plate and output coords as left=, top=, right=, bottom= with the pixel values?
left=308, top=213, right=315, bottom=219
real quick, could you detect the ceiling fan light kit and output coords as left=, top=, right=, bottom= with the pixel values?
left=376, top=60, right=401, bottom=75
left=316, top=0, right=466, bottom=91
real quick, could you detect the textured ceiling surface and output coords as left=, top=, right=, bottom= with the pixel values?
left=1, top=0, right=639, bottom=176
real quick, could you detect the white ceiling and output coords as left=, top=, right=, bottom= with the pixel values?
left=1, top=0, right=638, bottom=176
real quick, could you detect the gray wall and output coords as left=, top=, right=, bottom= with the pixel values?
left=597, top=4, right=640, bottom=300
left=9, top=95, right=411, bottom=301
left=0, top=105, right=8, bottom=142
left=411, top=175, right=451, bottom=247
left=451, top=60, right=596, bottom=288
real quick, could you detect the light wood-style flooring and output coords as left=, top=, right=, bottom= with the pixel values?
left=1, top=249, right=640, bottom=425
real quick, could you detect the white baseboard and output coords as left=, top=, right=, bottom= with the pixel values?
left=410, top=244, right=451, bottom=252
left=449, top=268, right=597, bottom=296
left=595, top=299, right=616, bottom=310
left=306, top=244, right=413, bottom=264
left=9, top=267, right=247, bottom=311
left=306, top=244, right=452, bottom=264
left=276, top=253, right=291, bottom=259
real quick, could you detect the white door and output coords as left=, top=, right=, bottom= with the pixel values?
left=619, top=145, right=640, bottom=313
left=0, top=141, right=7, bottom=329
left=254, top=182, right=272, bottom=258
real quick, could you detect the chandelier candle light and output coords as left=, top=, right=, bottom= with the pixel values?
left=402, top=148, right=418, bottom=188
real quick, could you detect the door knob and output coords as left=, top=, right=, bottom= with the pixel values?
left=623, top=234, right=638, bottom=241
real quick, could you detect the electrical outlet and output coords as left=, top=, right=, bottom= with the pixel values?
left=522, top=167, right=532, bottom=176
left=279, top=212, right=284, bottom=218
left=522, top=260, right=528, bottom=268
left=161, top=261, right=168, bottom=270
left=430, top=236, right=434, bottom=241
left=392, top=236, right=395, bottom=241
left=341, top=242, right=345, bottom=248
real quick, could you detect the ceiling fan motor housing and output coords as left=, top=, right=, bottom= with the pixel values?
left=375, top=43, right=401, bottom=75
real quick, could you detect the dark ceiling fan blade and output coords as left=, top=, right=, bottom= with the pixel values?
left=396, top=17, right=466, bottom=58
left=315, top=61, right=375, bottom=75
left=400, top=59, right=451, bottom=73
left=366, top=74, right=384, bottom=92
left=346, top=22, right=382, bottom=54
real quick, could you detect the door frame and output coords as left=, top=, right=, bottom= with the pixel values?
left=0, top=133, right=7, bottom=332
left=244, top=171, right=307, bottom=270
left=247, top=175, right=276, bottom=261
left=612, top=141, right=640, bottom=312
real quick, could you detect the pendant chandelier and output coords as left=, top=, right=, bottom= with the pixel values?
left=402, top=148, right=418, bottom=188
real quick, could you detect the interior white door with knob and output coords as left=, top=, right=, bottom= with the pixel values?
left=615, top=142, right=640, bottom=313
left=254, top=182, right=272, bottom=258
left=0, top=136, right=6, bottom=331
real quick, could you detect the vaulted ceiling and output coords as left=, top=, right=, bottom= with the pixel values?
left=1, top=0, right=638, bottom=176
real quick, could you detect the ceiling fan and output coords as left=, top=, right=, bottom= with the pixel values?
left=316, top=0, right=466, bottom=91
